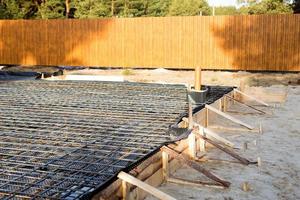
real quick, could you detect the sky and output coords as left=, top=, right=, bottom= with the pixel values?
left=208, top=0, right=238, bottom=7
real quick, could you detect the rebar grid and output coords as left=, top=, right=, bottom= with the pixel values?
left=0, top=80, right=233, bottom=200
left=0, top=81, right=189, bottom=200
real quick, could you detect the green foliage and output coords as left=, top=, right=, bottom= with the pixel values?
left=240, top=0, right=293, bottom=15
left=1, top=0, right=35, bottom=19
left=39, top=0, right=66, bottom=19
left=215, top=6, right=240, bottom=16
left=73, top=0, right=109, bottom=18
left=0, top=0, right=297, bottom=19
left=168, top=0, right=211, bottom=16
left=146, top=0, right=171, bottom=16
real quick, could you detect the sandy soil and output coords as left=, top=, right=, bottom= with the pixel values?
left=2, top=66, right=300, bottom=87
left=145, top=86, right=300, bottom=200
left=66, top=68, right=300, bottom=87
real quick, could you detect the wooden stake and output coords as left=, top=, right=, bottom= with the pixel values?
left=259, top=123, right=263, bottom=134
left=122, top=180, right=129, bottom=200
left=257, top=157, right=262, bottom=167
left=162, top=151, right=169, bottom=181
left=205, top=104, right=254, bottom=130
left=118, top=172, right=177, bottom=200
left=242, top=182, right=250, bottom=192
left=194, top=67, right=202, bottom=91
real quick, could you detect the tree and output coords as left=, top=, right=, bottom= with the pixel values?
left=147, top=0, right=171, bottom=16
left=293, top=0, right=300, bottom=13
left=0, top=0, right=39, bottom=19
left=215, top=6, right=240, bottom=15
left=239, top=0, right=293, bottom=14
left=108, top=0, right=146, bottom=17
left=38, top=0, right=66, bottom=19
left=168, top=0, right=211, bottom=16
left=73, top=0, right=109, bottom=18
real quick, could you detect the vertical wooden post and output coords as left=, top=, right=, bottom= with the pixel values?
left=194, top=67, right=202, bottom=91
left=205, top=107, right=209, bottom=128
left=199, top=126, right=206, bottom=152
left=188, top=102, right=193, bottom=129
left=219, top=99, right=222, bottom=111
left=223, top=96, right=227, bottom=112
left=162, top=151, right=169, bottom=181
left=188, top=132, right=196, bottom=159
left=65, top=0, right=70, bottom=18
left=122, top=180, right=129, bottom=200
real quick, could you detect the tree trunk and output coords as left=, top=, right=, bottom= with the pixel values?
left=65, top=0, right=70, bottom=18
left=111, top=0, right=115, bottom=16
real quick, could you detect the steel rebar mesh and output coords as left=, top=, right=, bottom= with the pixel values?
left=0, top=80, right=233, bottom=199
left=0, top=80, right=189, bottom=199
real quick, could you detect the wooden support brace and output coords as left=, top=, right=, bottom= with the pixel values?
left=182, top=118, right=235, bottom=148
left=205, top=104, right=254, bottom=130
left=161, top=146, right=231, bottom=187
left=209, top=125, right=259, bottom=133
left=234, top=89, right=269, bottom=107
left=117, top=171, right=177, bottom=200
left=196, top=134, right=255, bottom=165
left=225, top=95, right=267, bottom=115
left=167, top=177, right=225, bottom=189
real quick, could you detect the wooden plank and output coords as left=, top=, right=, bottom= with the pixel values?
left=205, top=104, right=254, bottom=130
left=234, top=89, right=269, bottom=107
left=117, top=172, right=177, bottom=200
left=161, top=146, right=231, bottom=187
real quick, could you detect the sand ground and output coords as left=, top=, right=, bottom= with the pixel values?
left=2, top=66, right=300, bottom=87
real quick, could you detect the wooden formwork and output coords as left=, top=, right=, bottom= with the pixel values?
left=93, top=91, right=238, bottom=200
